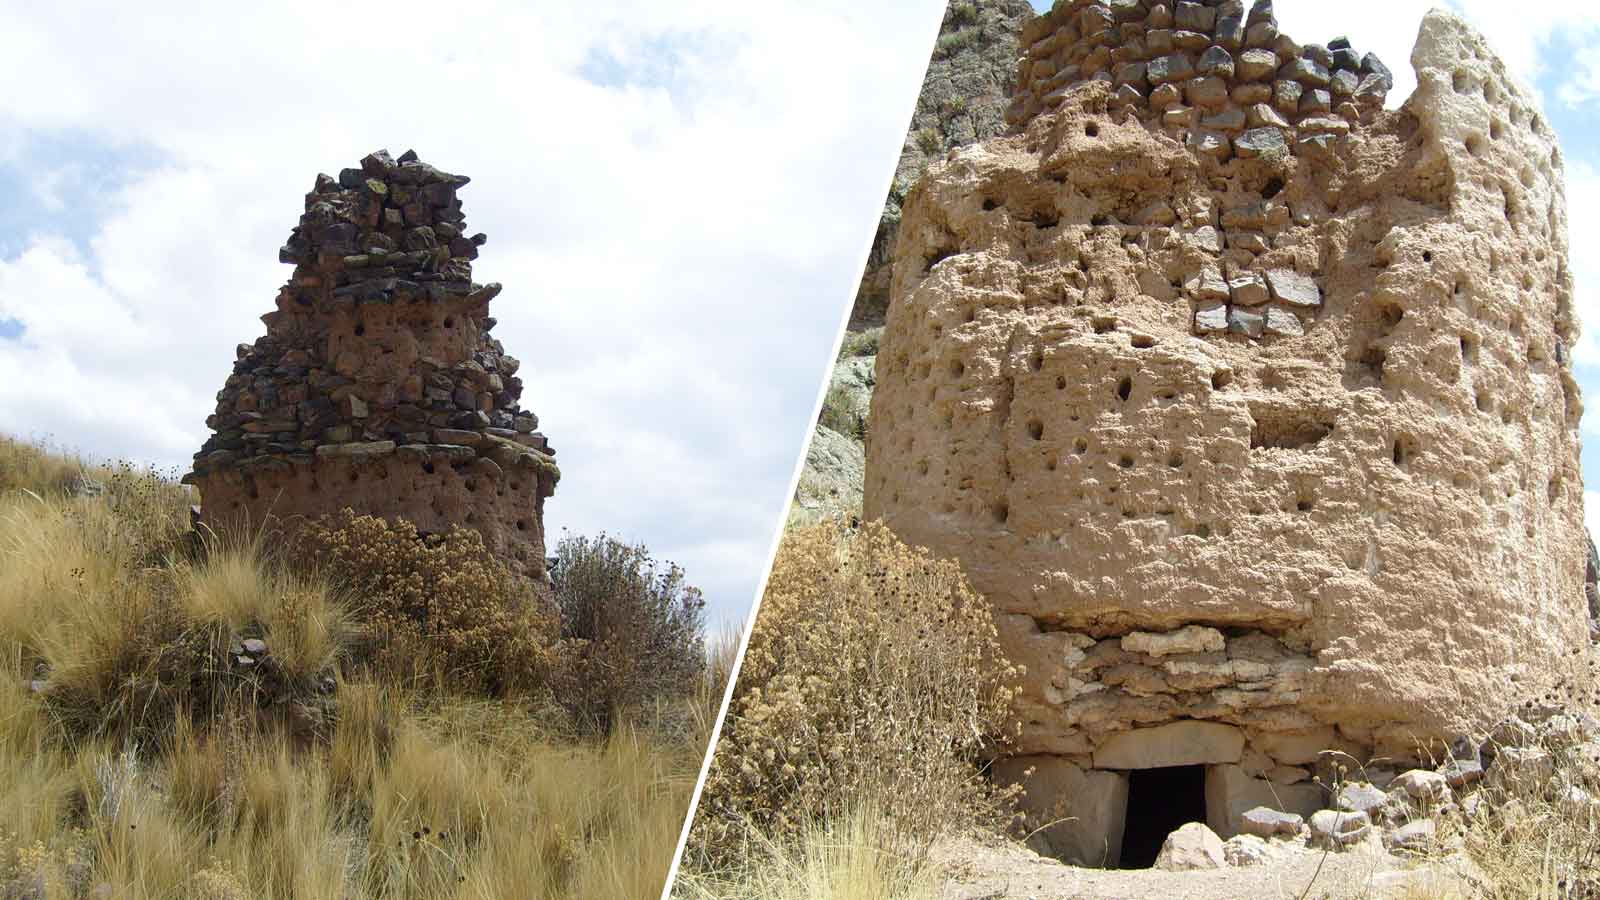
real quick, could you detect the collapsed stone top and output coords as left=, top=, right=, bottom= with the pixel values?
left=186, top=149, right=554, bottom=486
left=1009, top=0, right=1393, bottom=143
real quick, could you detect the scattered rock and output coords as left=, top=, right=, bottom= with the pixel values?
left=1336, top=782, right=1388, bottom=816
left=1240, top=806, right=1302, bottom=837
left=1154, top=822, right=1226, bottom=870
left=1392, top=769, right=1451, bottom=804
left=1223, top=833, right=1276, bottom=866
left=66, top=473, right=106, bottom=497
left=1387, top=818, right=1436, bottom=851
left=1438, top=756, right=1483, bottom=788
left=1309, top=809, right=1372, bottom=848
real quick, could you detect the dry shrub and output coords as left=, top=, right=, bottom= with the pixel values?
left=299, top=510, right=558, bottom=697
left=551, top=533, right=706, bottom=734
left=687, top=520, right=1018, bottom=865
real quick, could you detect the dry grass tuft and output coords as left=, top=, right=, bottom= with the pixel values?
left=0, top=436, right=705, bottom=899
left=674, top=805, right=937, bottom=900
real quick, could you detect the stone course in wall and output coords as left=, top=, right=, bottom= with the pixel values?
left=1009, top=0, right=1397, bottom=343
left=865, top=3, right=1586, bottom=866
left=184, top=150, right=558, bottom=586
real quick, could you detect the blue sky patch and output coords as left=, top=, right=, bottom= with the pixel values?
left=0, top=128, right=163, bottom=260
left=577, top=28, right=740, bottom=111
left=0, top=318, right=22, bottom=340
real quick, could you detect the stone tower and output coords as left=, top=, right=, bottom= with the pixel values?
left=863, top=1, right=1585, bottom=866
left=185, top=150, right=559, bottom=589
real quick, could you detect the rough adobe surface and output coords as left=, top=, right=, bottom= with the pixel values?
left=864, top=1, right=1587, bottom=859
left=184, top=150, right=558, bottom=588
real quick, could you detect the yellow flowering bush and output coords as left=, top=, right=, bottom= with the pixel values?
left=299, top=510, right=558, bottom=697
left=687, top=520, right=1019, bottom=864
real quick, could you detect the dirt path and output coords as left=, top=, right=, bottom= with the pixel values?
left=931, top=836, right=1472, bottom=900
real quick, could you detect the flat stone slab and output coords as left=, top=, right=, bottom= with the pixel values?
left=1194, top=303, right=1228, bottom=333
left=1122, top=625, right=1226, bottom=657
left=315, top=440, right=396, bottom=459
left=1094, top=720, right=1244, bottom=769
left=1265, top=269, right=1321, bottom=307
left=1264, top=306, right=1304, bottom=336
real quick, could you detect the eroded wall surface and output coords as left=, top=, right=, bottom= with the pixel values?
left=864, top=0, right=1585, bottom=855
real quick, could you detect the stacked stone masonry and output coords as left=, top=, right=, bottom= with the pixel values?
left=1008, top=0, right=1398, bottom=343
left=184, top=150, right=558, bottom=587
left=866, top=4, right=1586, bottom=867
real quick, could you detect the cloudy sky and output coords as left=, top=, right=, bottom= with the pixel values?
left=0, top=1, right=947, bottom=627
left=3, top=2, right=1600, bottom=629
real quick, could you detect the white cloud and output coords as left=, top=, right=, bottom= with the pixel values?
left=0, top=0, right=946, bottom=625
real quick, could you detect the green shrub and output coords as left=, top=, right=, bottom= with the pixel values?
left=932, top=27, right=980, bottom=60
left=836, top=328, right=881, bottom=360
left=551, top=533, right=706, bottom=734
left=817, top=383, right=867, bottom=441
left=914, top=127, right=944, bottom=156
left=686, top=521, right=1019, bottom=865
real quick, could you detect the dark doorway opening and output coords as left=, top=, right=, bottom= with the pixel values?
left=1119, top=765, right=1207, bottom=868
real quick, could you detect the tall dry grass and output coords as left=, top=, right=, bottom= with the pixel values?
left=673, top=806, right=937, bottom=900
left=0, top=437, right=704, bottom=899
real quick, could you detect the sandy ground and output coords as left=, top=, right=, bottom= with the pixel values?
left=931, top=835, right=1473, bottom=900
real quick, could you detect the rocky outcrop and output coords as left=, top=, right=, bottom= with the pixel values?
left=184, top=150, right=558, bottom=587
left=854, top=0, right=1036, bottom=329
left=864, top=1, right=1587, bottom=867
left=793, top=424, right=866, bottom=524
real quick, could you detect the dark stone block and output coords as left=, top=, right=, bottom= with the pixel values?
left=361, top=149, right=397, bottom=176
